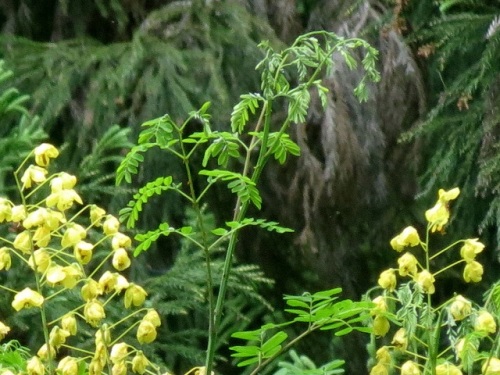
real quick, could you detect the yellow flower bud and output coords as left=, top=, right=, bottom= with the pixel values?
left=103, top=215, right=120, bottom=235
left=460, top=239, right=485, bottom=262
left=1, top=369, right=15, bottom=375
left=425, top=201, right=450, bottom=233
left=81, top=279, right=102, bottom=301
left=37, top=344, right=56, bottom=360
left=391, top=328, right=408, bottom=351
left=378, top=269, right=396, bottom=292
left=21, top=165, right=48, bottom=189
left=375, top=346, right=391, bottom=366
left=372, top=315, right=390, bottom=337
left=124, top=284, right=148, bottom=308
left=90, top=205, right=106, bottom=226
left=112, top=362, right=127, bottom=375
left=11, top=205, right=27, bottom=222
left=370, top=363, right=389, bottom=375
left=13, top=230, right=32, bottom=254
left=89, top=359, right=103, bottom=375
left=45, top=209, right=66, bottom=230
left=137, top=320, right=157, bottom=344
left=112, top=248, right=131, bottom=271
left=115, top=274, right=130, bottom=292
left=464, top=261, right=483, bottom=283
left=26, top=356, right=45, bottom=375
left=482, top=358, right=500, bottom=375
left=416, top=270, right=435, bottom=294
left=61, top=224, right=87, bottom=248
left=398, top=252, right=418, bottom=277
left=74, top=241, right=93, bottom=265
left=84, top=300, right=106, bottom=327
left=23, top=208, right=48, bottom=228
left=47, top=264, right=66, bottom=286
left=99, top=271, right=117, bottom=293
left=144, top=309, right=161, bottom=327
left=132, top=351, right=149, bottom=374
left=112, top=233, right=132, bottom=250
left=475, top=310, right=496, bottom=334
left=28, top=249, right=51, bottom=273
left=435, top=362, right=462, bottom=375
left=61, top=313, right=77, bottom=335
left=0, top=321, right=10, bottom=340
left=34, top=143, right=59, bottom=167
left=0, top=247, right=12, bottom=271
left=61, top=263, right=82, bottom=289
left=51, top=173, right=77, bottom=193
left=450, top=295, right=472, bottom=321
left=401, top=360, right=421, bottom=375
left=371, top=296, right=387, bottom=316
left=0, top=198, right=12, bottom=222
left=46, top=189, right=83, bottom=211
left=49, top=326, right=70, bottom=348
left=390, top=226, right=420, bottom=251
left=11, top=287, right=44, bottom=311
left=33, top=225, right=51, bottom=247
left=57, top=356, right=78, bottom=375
left=438, top=187, right=460, bottom=203
left=110, top=342, right=128, bottom=364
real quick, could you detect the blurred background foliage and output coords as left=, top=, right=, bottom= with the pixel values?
left=0, top=0, right=499, bottom=373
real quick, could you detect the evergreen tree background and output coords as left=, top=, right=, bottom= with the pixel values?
left=0, top=0, right=500, bottom=373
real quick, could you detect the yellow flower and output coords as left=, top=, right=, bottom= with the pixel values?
left=401, top=360, right=421, bottom=375
left=49, top=326, right=70, bottom=348
left=84, top=300, right=106, bottom=327
left=371, top=296, right=388, bottom=316
left=370, top=363, right=389, bottom=375
left=0, top=370, right=15, bottom=375
left=46, top=189, right=83, bottom=211
left=110, top=342, right=128, bottom=364
left=90, top=205, right=106, bottom=226
left=112, top=248, right=131, bottom=271
left=482, top=358, right=500, bottom=375
left=144, top=309, right=161, bottom=327
left=23, top=207, right=49, bottom=228
left=21, top=165, right=48, bottom=189
left=11, top=287, right=44, bottom=311
left=89, top=359, right=103, bottom=375
left=124, top=284, right=148, bottom=308
left=33, top=225, right=51, bottom=247
left=112, top=233, right=132, bottom=250
left=45, top=209, right=66, bottom=230
left=435, top=362, right=462, bottom=375
left=0, top=198, right=12, bottom=222
left=376, top=346, right=391, bottom=366
left=398, top=252, right=418, bottom=277
left=391, top=328, right=408, bottom=351
left=13, top=230, right=32, bottom=254
left=390, top=226, right=420, bottom=251
left=103, top=215, right=120, bottom=235
left=57, top=356, right=78, bottom=375
left=416, top=270, right=435, bottom=294
left=475, top=310, right=496, bottom=334
left=61, top=223, right=87, bottom=248
left=464, top=261, right=483, bottom=283
left=50, top=172, right=77, bottom=192
left=438, top=187, right=460, bottom=203
left=0, top=321, right=10, bottom=340
left=34, top=143, right=59, bottom=167
left=372, top=315, right=390, bottom=337
left=425, top=201, right=450, bottom=233
left=132, top=351, right=149, bottom=374
left=74, top=241, right=93, bottom=265
left=460, top=239, right=485, bottom=262
left=28, top=249, right=51, bottom=273
left=47, top=264, right=82, bottom=288
left=99, top=271, right=117, bottom=293
left=62, top=313, right=77, bottom=335
left=115, top=274, right=130, bottom=292
left=450, top=295, right=472, bottom=321
left=11, top=205, right=27, bottom=222
left=378, top=269, right=396, bottom=292
left=37, top=344, right=56, bottom=360
left=112, top=362, right=127, bottom=375
left=137, top=320, right=157, bottom=344
left=0, top=247, right=12, bottom=271
left=81, top=279, right=103, bottom=301
left=26, top=356, right=45, bottom=375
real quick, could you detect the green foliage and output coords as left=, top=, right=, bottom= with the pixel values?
left=272, top=350, right=345, bottom=375
left=0, top=341, right=30, bottom=372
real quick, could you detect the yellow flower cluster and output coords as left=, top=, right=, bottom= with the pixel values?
left=0, top=144, right=164, bottom=375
